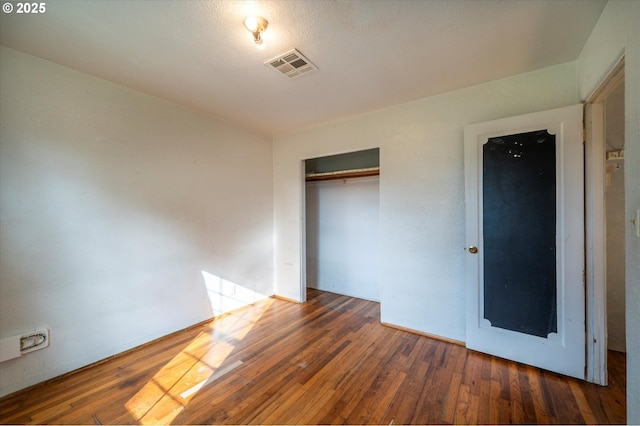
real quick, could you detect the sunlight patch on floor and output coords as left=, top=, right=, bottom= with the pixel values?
left=125, top=333, right=235, bottom=424
left=124, top=272, right=275, bottom=425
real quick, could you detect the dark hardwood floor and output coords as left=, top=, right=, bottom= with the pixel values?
left=0, top=289, right=626, bottom=424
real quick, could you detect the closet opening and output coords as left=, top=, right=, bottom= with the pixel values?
left=303, top=148, right=380, bottom=302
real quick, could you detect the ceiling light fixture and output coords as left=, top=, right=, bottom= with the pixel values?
left=244, top=15, right=268, bottom=49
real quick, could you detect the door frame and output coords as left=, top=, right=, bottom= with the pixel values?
left=300, top=159, right=308, bottom=303
left=299, top=148, right=382, bottom=304
left=584, top=56, right=625, bottom=385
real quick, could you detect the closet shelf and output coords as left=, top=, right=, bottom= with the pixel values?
left=305, top=167, right=380, bottom=182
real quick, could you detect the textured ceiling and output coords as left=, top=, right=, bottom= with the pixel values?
left=0, top=0, right=606, bottom=136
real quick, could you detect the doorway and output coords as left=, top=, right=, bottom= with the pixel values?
left=585, top=57, right=626, bottom=385
left=303, top=149, right=380, bottom=301
left=604, top=80, right=626, bottom=354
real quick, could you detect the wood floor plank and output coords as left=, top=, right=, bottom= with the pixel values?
left=454, top=382, right=472, bottom=424
left=0, top=288, right=627, bottom=425
left=347, top=369, right=406, bottom=425
left=478, top=376, right=492, bottom=424
left=569, top=379, right=598, bottom=424
left=541, top=371, right=585, bottom=424
left=526, top=365, right=553, bottom=424
left=508, top=362, right=525, bottom=423
left=410, top=345, right=460, bottom=424
left=517, top=364, right=540, bottom=424
left=379, top=338, right=432, bottom=425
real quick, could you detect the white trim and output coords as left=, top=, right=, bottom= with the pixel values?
left=584, top=102, right=608, bottom=385
left=300, top=159, right=308, bottom=303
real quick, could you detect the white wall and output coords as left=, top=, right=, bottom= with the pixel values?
left=0, top=47, right=274, bottom=397
left=606, top=161, right=626, bottom=352
left=577, top=1, right=640, bottom=422
left=306, top=176, right=380, bottom=301
left=274, top=62, right=578, bottom=342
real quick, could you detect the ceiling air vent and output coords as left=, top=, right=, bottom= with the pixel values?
left=265, top=49, right=318, bottom=79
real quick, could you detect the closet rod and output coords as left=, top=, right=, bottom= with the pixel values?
left=305, top=167, right=379, bottom=182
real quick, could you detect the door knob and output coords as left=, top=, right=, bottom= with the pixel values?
left=468, top=246, right=478, bottom=254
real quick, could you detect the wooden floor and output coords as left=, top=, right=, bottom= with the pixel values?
left=0, top=289, right=626, bottom=425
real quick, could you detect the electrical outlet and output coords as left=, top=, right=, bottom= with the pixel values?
left=20, top=329, right=49, bottom=354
